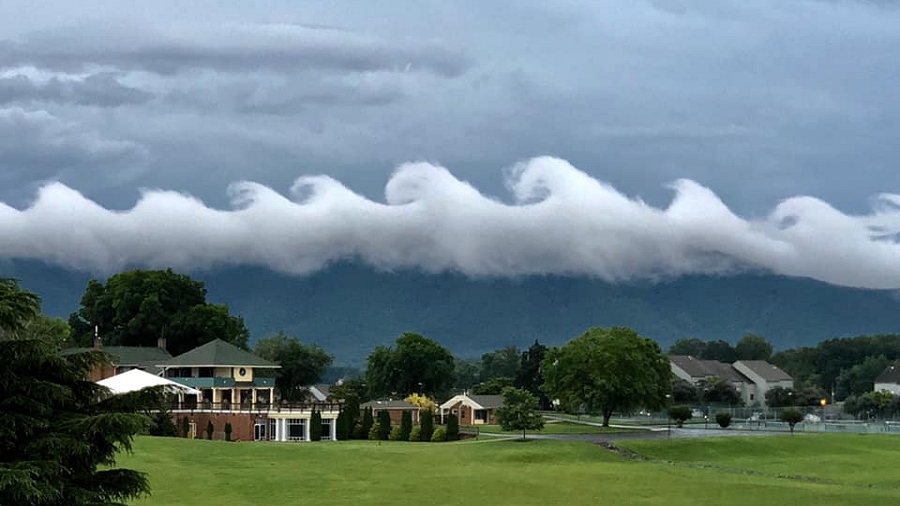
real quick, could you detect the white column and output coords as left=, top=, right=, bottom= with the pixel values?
left=304, top=417, right=311, bottom=442
left=330, top=418, right=337, bottom=441
left=280, top=418, right=288, bottom=442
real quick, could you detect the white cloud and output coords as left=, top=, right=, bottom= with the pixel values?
left=1, top=156, right=899, bottom=289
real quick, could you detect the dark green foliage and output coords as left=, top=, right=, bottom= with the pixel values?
left=668, top=337, right=707, bottom=356
left=734, top=334, right=773, bottom=361
left=668, top=405, right=693, bottom=427
left=309, top=409, right=322, bottom=441
left=376, top=410, right=391, bottom=440
left=67, top=269, right=249, bottom=355
left=431, top=428, right=447, bottom=442
left=479, top=346, right=521, bottom=383
left=453, top=358, right=480, bottom=390
left=473, top=376, right=513, bottom=395
left=360, top=407, right=374, bottom=439
left=766, top=386, right=827, bottom=407
left=254, top=332, right=333, bottom=402
left=699, top=340, right=736, bottom=363
left=419, top=410, right=434, bottom=442
left=205, top=420, right=214, bottom=440
left=388, top=426, right=404, bottom=441
left=835, top=355, right=891, bottom=399
left=1, top=280, right=158, bottom=506
left=496, top=387, right=545, bottom=439
left=445, top=413, right=459, bottom=441
left=715, top=412, right=732, bottom=428
left=365, top=333, right=455, bottom=398
left=672, top=379, right=698, bottom=404
left=149, top=407, right=177, bottom=437
left=409, top=426, right=422, bottom=442
left=542, top=326, right=672, bottom=426
left=843, top=391, right=898, bottom=419
left=697, top=378, right=741, bottom=406
left=781, top=409, right=804, bottom=433
left=328, top=377, right=369, bottom=403
left=400, top=410, right=413, bottom=441
left=181, top=416, right=190, bottom=438
left=368, top=423, right=380, bottom=440
left=341, top=397, right=361, bottom=439
left=516, top=339, right=550, bottom=409
left=224, top=422, right=233, bottom=442
left=352, top=422, right=364, bottom=440
left=335, top=408, right=349, bottom=441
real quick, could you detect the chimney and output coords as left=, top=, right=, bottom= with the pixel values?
left=157, top=337, right=167, bottom=352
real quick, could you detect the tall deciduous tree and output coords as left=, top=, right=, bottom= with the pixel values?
left=67, top=269, right=248, bottom=355
left=365, top=333, right=454, bottom=398
left=542, top=327, right=671, bottom=427
left=495, top=387, right=544, bottom=440
left=1, top=280, right=159, bottom=506
left=516, top=339, right=549, bottom=409
left=699, top=340, right=737, bottom=363
left=479, top=346, right=521, bottom=383
left=254, top=332, right=333, bottom=402
left=668, top=337, right=707, bottom=357
left=734, top=334, right=773, bottom=361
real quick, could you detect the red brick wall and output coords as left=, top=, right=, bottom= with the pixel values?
left=373, top=408, right=419, bottom=425
left=171, top=412, right=262, bottom=441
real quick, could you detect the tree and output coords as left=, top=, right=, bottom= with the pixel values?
left=496, top=387, right=545, bottom=440
left=699, top=340, right=736, bottom=363
left=734, top=334, right=773, bottom=361
left=453, top=358, right=480, bottom=390
left=420, top=409, right=434, bottom=442
left=254, top=332, right=334, bottom=402
left=329, top=376, right=369, bottom=403
left=224, top=422, right=233, bottom=442
left=781, top=409, right=804, bottom=434
left=377, top=410, right=392, bottom=440
left=365, top=333, right=455, bottom=398
left=360, top=407, right=374, bottom=439
left=541, top=327, right=671, bottom=427
left=765, top=386, right=795, bottom=408
left=480, top=346, right=521, bottom=383
left=206, top=420, right=214, bottom=440
left=697, top=378, right=741, bottom=406
left=309, top=409, right=322, bottom=441
left=668, top=405, right=692, bottom=427
left=472, top=376, right=514, bottom=395
left=341, top=397, right=361, bottom=439
left=516, top=339, right=550, bottom=409
left=404, top=393, right=438, bottom=413
left=668, top=337, right=706, bottom=357
left=672, top=379, right=698, bottom=404
left=1, top=282, right=162, bottom=506
left=67, top=269, right=249, bottom=355
left=0, top=278, right=40, bottom=333
left=182, top=416, right=190, bottom=438
left=835, top=355, right=890, bottom=399
left=446, top=413, right=460, bottom=441
left=400, top=410, right=413, bottom=441
left=1, top=313, right=71, bottom=345
left=715, top=412, right=732, bottom=428
left=335, top=408, right=349, bottom=441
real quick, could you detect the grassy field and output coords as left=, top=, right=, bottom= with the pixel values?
left=118, top=434, right=900, bottom=506
left=471, top=421, right=636, bottom=435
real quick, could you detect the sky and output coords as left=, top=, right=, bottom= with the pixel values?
left=1, top=0, right=899, bottom=289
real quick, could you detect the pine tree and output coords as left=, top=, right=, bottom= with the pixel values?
left=420, top=409, right=434, bottom=442
left=1, top=279, right=160, bottom=505
left=182, top=416, right=190, bottom=438
left=224, top=422, right=233, bottom=441
left=360, top=406, right=374, bottom=439
left=377, top=410, right=392, bottom=440
left=309, top=409, right=322, bottom=441
left=206, top=420, right=214, bottom=440
left=335, top=408, right=349, bottom=440
left=446, top=413, right=459, bottom=441
left=400, top=410, right=413, bottom=441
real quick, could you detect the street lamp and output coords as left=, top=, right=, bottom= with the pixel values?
left=820, top=398, right=827, bottom=432
left=665, top=394, right=672, bottom=438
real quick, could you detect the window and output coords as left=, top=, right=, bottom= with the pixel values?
left=320, top=418, right=333, bottom=441
left=287, top=418, right=306, bottom=441
left=750, top=394, right=755, bottom=401
left=254, top=421, right=267, bottom=441
left=269, top=419, right=277, bottom=441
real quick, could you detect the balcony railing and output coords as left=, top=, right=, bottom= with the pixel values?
left=167, top=400, right=344, bottom=413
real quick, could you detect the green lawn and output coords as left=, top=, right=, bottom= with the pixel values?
left=472, top=421, right=636, bottom=435
left=118, top=435, right=900, bottom=506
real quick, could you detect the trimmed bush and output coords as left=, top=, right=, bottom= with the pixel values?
left=420, top=410, right=434, bottom=442
left=361, top=407, right=374, bottom=439
left=668, top=405, right=692, bottom=428
left=182, top=416, right=190, bottom=438
left=377, top=410, right=392, bottom=440
left=368, top=422, right=381, bottom=440
left=715, top=412, right=732, bottom=428
left=389, top=426, right=404, bottom=441
left=445, top=413, right=459, bottom=441
left=431, top=428, right=447, bottom=442
left=400, top=410, right=413, bottom=441
left=310, top=409, right=322, bottom=441
left=409, top=426, right=422, bottom=442
left=224, top=422, right=233, bottom=441
left=205, top=420, right=214, bottom=440
left=781, top=408, right=804, bottom=434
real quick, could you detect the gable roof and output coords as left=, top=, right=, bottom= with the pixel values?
left=734, top=360, right=792, bottom=382
left=158, top=339, right=278, bottom=368
left=468, top=395, right=504, bottom=409
left=97, top=368, right=200, bottom=395
left=670, top=355, right=713, bottom=378
left=61, top=346, right=172, bottom=374
left=875, top=365, right=900, bottom=385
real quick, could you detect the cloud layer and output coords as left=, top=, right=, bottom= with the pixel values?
left=2, top=156, right=899, bottom=289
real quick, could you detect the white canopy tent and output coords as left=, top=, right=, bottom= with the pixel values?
left=96, top=369, right=200, bottom=395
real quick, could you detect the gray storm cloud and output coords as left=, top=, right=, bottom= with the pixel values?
left=1, top=156, right=899, bottom=289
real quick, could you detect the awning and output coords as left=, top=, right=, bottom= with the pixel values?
left=97, top=368, right=201, bottom=395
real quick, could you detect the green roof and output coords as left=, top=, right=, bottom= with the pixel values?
left=158, top=339, right=278, bottom=368
left=60, top=346, right=172, bottom=374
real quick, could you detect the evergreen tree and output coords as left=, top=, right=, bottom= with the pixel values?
left=181, top=416, right=190, bottom=438
left=335, top=408, right=349, bottom=441
left=400, top=410, right=413, bottom=441
left=343, top=397, right=361, bottom=439
left=420, top=409, right=434, bottom=442
left=360, top=406, right=374, bottom=439
left=377, top=410, right=392, bottom=440
left=309, top=409, right=322, bottom=441
left=1, top=279, right=161, bottom=505
left=206, top=420, right=214, bottom=440
left=445, top=413, right=460, bottom=441
left=224, top=422, right=233, bottom=442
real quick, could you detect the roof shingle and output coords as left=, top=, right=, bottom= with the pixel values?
left=158, top=339, right=277, bottom=368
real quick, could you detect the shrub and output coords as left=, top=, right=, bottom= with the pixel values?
left=431, top=428, right=447, bottom=442
left=361, top=407, right=374, bottom=439
left=668, top=405, right=692, bottom=427
left=389, top=426, right=404, bottom=441
left=781, top=408, right=804, bottom=434
left=352, top=422, right=365, bottom=440
left=377, top=410, right=392, bottom=440
left=715, top=412, right=732, bottom=428
left=205, top=420, right=214, bottom=440
left=182, top=416, right=190, bottom=438
left=400, top=410, right=413, bottom=441
left=368, top=422, right=381, bottom=440
left=445, top=413, right=459, bottom=441
left=409, top=425, right=422, bottom=442
left=224, top=422, right=233, bottom=441
left=310, top=409, right=322, bottom=441
left=336, top=408, right=349, bottom=440
left=420, top=409, right=434, bottom=441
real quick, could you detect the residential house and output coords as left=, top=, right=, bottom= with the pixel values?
left=60, top=337, right=172, bottom=381
left=362, top=399, right=421, bottom=425
left=874, top=364, right=900, bottom=395
left=158, top=339, right=342, bottom=442
left=732, top=360, right=794, bottom=404
left=670, top=355, right=793, bottom=407
left=439, top=394, right=504, bottom=425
